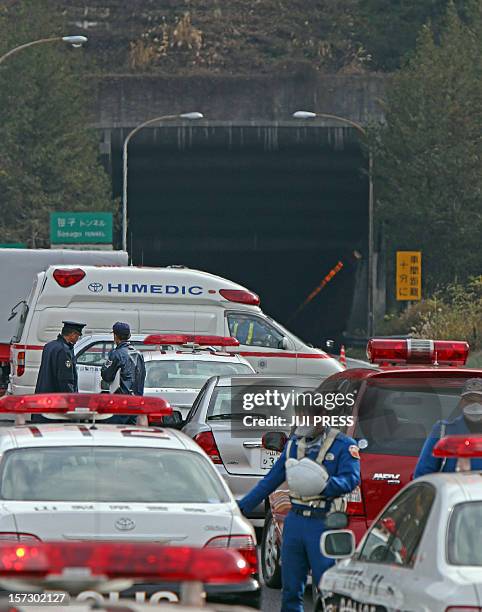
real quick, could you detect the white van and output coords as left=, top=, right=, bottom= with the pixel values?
left=10, top=265, right=342, bottom=394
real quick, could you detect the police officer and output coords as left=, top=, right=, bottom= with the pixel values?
left=238, top=404, right=360, bottom=612
left=101, top=322, right=146, bottom=396
left=414, top=378, right=482, bottom=477
left=35, top=321, right=85, bottom=393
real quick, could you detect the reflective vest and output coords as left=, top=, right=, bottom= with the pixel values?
left=232, top=321, right=254, bottom=345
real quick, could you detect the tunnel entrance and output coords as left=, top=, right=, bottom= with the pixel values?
left=111, top=123, right=368, bottom=346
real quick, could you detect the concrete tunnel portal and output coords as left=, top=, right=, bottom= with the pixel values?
left=110, top=122, right=369, bottom=346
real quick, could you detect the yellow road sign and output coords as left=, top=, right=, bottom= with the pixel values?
left=396, top=251, right=421, bottom=301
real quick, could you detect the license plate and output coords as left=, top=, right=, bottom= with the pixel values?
left=260, top=449, right=279, bottom=469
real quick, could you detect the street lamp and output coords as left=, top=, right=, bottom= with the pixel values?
left=122, top=112, right=204, bottom=252
left=0, top=35, right=88, bottom=65
left=293, top=110, right=375, bottom=339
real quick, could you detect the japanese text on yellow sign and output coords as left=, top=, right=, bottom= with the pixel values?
left=396, top=251, right=422, bottom=301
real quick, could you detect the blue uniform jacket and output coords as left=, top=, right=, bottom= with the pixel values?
left=414, top=414, right=482, bottom=477
left=35, top=335, right=78, bottom=393
left=238, top=430, right=360, bottom=515
left=101, top=341, right=146, bottom=395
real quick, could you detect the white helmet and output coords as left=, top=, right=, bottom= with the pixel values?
left=285, top=457, right=329, bottom=498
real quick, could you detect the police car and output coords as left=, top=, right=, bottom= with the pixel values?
left=260, top=338, right=482, bottom=587
left=0, top=541, right=256, bottom=610
left=318, top=434, right=482, bottom=612
left=0, top=394, right=260, bottom=608
left=75, top=334, right=255, bottom=418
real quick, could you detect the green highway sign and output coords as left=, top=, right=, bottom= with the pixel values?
left=50, top=212, right=113, bottom=245
left=0, top=243, right=27, bottom=248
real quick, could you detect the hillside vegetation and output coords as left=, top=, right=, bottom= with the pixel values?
left=62, top=0, right=459, bottom=74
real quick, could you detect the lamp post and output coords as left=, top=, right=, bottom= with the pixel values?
left=293, top=110, right=375, bottom=338
left=122, top=112, right=204, bottom=252
left=0, top=36, right=88, bottom=65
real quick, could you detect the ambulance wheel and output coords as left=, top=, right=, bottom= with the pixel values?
left=261, top=509, right=282, bottom=589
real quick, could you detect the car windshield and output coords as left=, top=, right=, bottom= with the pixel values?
left=144, top=359, right=252, bottom=389
left=0, top=447, right=229, bottom=504
left=354, top=376, right=474, bottom=456
left=448, top=502, right=482, bottom=566
left=207, top=384, right=318, bottom=421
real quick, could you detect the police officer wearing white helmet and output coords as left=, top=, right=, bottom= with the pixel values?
left=238, top=401, right=360, bottom=612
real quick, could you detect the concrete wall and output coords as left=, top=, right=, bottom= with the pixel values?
left=91, top=72, right=387, bottom=128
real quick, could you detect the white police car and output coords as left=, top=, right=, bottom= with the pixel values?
left=318, top=434, right=482, bottom=612
left=0, top=393, right=259, bottom=608
left=76, top=334, right=255, bottom=418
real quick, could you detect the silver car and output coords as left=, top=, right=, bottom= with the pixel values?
left=182, top=374, right=325, bottom=521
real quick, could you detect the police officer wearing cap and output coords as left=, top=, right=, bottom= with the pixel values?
left=238, top=403, right=360, bottom=612
left=415, top=377, right=482, bottom=476
left=101, top=322, right=145, bottom=396
left=35, top=321, right=85, bottom=393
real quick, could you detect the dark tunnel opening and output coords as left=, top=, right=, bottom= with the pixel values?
left=111, top=124, right=368, bottom=346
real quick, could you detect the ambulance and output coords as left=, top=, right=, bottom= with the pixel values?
left=10, top=265, right=342, bottom=394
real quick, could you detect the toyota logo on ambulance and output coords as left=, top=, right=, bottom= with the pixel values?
left=88, top=282, right=104, bottom=293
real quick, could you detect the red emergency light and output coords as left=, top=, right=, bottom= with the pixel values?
left=144, top=334, right=240, bottom=347
left=367, top=339, right=469, bottom=366
left=0, top=542, right=251, bottom=585
left=219, top=289, right=260, bottom=306
left=0, top=394, right=171, bottom=424
left=433, top=435, right=482, bottom=458
left=52, top=268, right=86, bottom=288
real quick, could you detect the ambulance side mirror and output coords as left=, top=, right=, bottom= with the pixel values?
left=320, top=530, right=355, bottom=559
left=262, top=431, right=287, bottom=453
left=279, top=337, right=289, bottom=350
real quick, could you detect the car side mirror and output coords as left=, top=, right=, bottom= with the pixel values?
left=262, top=431, right=288, bottom=453
left=324, top=339, right=335, bottom=352
left=279, top=336, right=289, bottom=350
left=324, top=511, right=348, bottom=530
left=320, top=530, right=355, bottom=559
left=149, top=410, right=184, bottom=429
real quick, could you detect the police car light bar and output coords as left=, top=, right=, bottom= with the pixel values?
left=0, top=541, right=251, bottom=585
left=0, top=394, right=172, bottom=426
left=144, top=334, right=240, bottom=347
left=433, top=435, right=482, bottom=458
left=367, top=339, right=469, bottom=366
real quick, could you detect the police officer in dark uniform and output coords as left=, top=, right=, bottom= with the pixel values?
left=35, top=321, right=85, bottom=393
left=238, top=402, right=360, bottom=612
left=101, top=322, right=146, bottom=396
left=414, top=378, right=482, bottom=476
